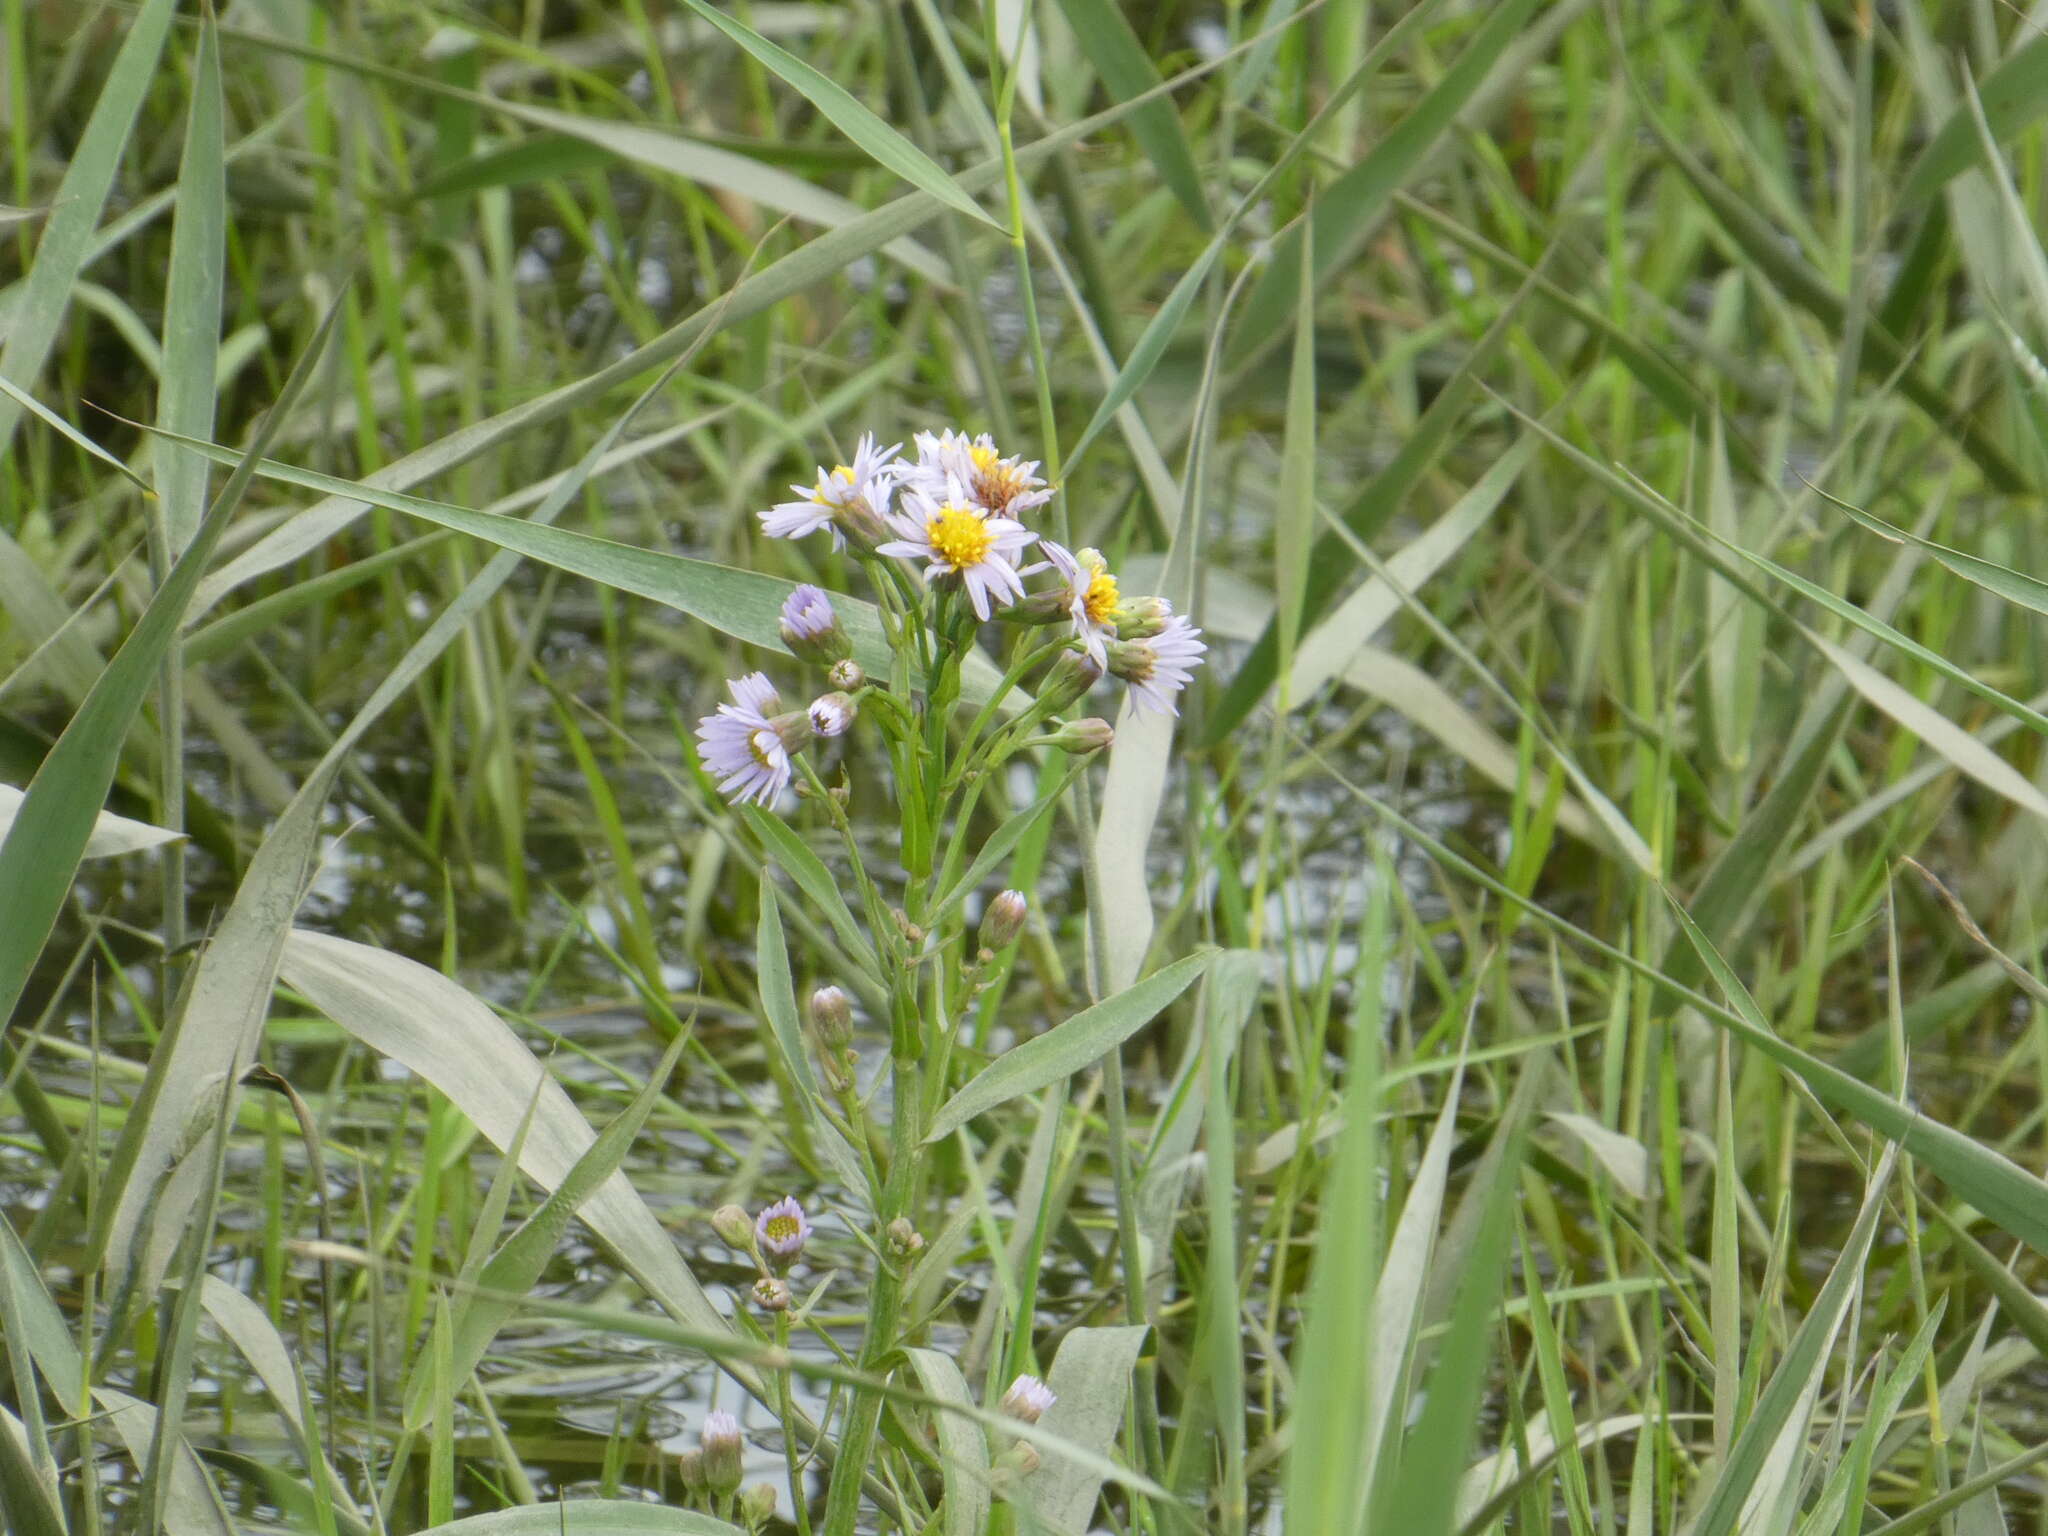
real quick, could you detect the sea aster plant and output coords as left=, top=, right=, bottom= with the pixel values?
left=1000, top=1374, right=1056, bottom=1424
left=900, top=428, right=1053, bottom=520
left=754, top=1195, right=812, bottom=1270
left=760, top=432, right=899, bottom=547
left=1108, top=609, right=1207, bottom=715
left=1040, top=541, right=1121, bottom=666
left=694, top=673, right=807, bottom=806
left=877, top=478, right=1037, bottom=620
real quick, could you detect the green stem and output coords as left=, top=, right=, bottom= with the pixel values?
left=775, top=1311, right=812, bottom=1536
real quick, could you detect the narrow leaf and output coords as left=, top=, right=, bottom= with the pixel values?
left=926, top=950, right=1219, bottom=1143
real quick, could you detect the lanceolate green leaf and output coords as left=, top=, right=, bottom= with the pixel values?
left=1898, top=35, right=2048, bottom=207
left=0, top=0, right=177, bottom=456
left=674, top=0, right=999, bottom=229
left=156, top=17, right=226, bottom=557
left=152, top=429, right=1011, bottom=709
left=926, top=949, right=1218, bottom=1143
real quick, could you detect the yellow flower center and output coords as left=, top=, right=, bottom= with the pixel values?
left=765, top=1214, right=801, bottom=1243
left=1079, top=550, right=1119, bottom=625
left=927, top=504, right=995, bottom=568
left=810, top=466, right=856, bottom=504
left=969, top=443, right=1001, bottom=475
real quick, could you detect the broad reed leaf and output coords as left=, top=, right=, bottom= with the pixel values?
left=926, top=950, right=1219, bottom=1143
left=0, top=785, right=179, bottom=858
left=904, top=1348, right=991, bottom=1536
left=159, top=431, right=1011, bottom=709
left=412, top=1505, right=743, bottom=1536
left=1009, top=1325, right=1150, bottom=1532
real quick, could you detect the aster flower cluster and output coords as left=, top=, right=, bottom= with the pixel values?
left=694, top=428, right=1205, bottom=812
left=684, top=429, right=1199, bottom=1528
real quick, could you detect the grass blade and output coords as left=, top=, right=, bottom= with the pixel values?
left=926, top=949, right=1218, bottom=1143
left=674, top=0, right=998, bottom=228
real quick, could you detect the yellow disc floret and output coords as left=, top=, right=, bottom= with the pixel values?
left=1078, top=549, right=1119, bottom=625
left=927, top=504, right=995, bottom=568
left=811, top=465, right=856, bottom=504
left=764, top=1212, right=802, bottom=1243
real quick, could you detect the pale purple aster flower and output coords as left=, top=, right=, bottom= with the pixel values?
left=901, top=428, right=1052, bottom=519
left=1039, top=541, right=1121, bottom=667
left=760, top=432, right=899, bottom=547
left=1108, top=609, right=1206, bottom=715
left=694, top=673, right=801, bottom=806
left=1000, top=1374, right=1056, bottom=1424
left=700, top=1411, right=743, bottom=1494
left=876, top=479, right=1036, bottom=620
left=754, top=1196, right=812, bottom=1270
left=779, top=583, right=849, bottom=663
left=809, top=692, right=857, bottom=737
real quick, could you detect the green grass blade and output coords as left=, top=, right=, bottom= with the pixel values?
left=155, top=15, right=225, bottom=557
left=925, top=949, right=1218, bottom=1143
left=1050, top=0, right=1210, bottom=227
left=410, top=1505, right=743, bottom=1536
left=1897, top=35, right=2048, bottom=207
left=1689, top=1146, right=1899, bottom=1536
left=674, top=0, right=999, bottom=228
left=1229, top=0, right=1544, bottom=360
left=0, top=0, right=176, bottom=454
left=1008, top=1325, right=1150, bottom=1531
left=904, top=1348, right=991, bottom=1536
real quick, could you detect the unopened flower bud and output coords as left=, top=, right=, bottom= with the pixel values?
left=886, top=1215, right=924, bottom=1261
left=1050, top=716, right=1114, bottom=755
left=809, top=691, right=857, bottom=738
left=710, top=1204, right=755, bottom=1253
left=700, top=1411, right=744, bottom=1495
left=827, top=657, right=865, bottom=692
left=779, top=584, right=851, bottom=664
left=1115, top=594, right=1169, bottom=640
left=808, top=985, right=853, bottom=1049
left=999, top=1441, right=1042, bottom=1476
left=754, top=1196, right=812, bottom=1270
left=1038, top=649, right=1103, bottom=713
left=821, top=1046, right=857, bottom=1095
left=677, top=1448, right=706, bottom=1492
left=752, top=1274, right=791, bottom=1312
left=740, top=1483, right=778, bottom=1527
left=1000, top=1373, right=1056, bottom=1425
left=979, top=889, right=1028, bottom=951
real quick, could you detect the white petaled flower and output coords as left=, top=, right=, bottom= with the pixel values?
left=694, top=673, right=805, bottom=806
left=760, top=432, right=900, bottom=547
left=1000, top=1374, right=1056, bottom=1424
left=1108, top=609, right=1206, bottom=715
left=876, top=479, right=1037, bottom=620
left=901, top=429, right=1053, bottom=519
left=809, top=692, right=857, bottom=738
left=1040, top=542, right=1121, bottom=667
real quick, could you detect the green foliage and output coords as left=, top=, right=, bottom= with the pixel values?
left=10, top=1, right=2048, bottom=1532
